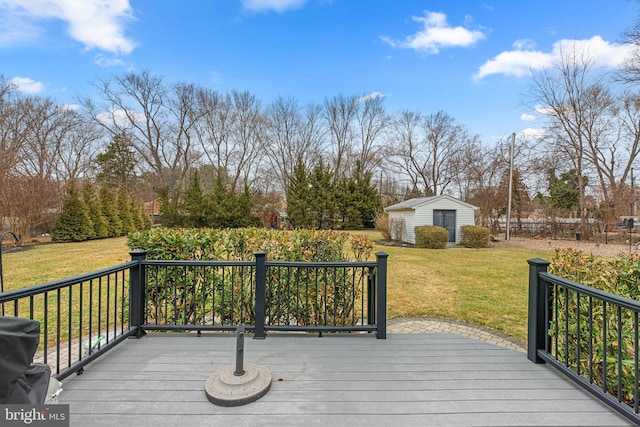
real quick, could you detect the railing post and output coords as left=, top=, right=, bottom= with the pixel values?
left=367, top=269, right=375, bottom=326
left=375, top=252, right=388, bottom=339
left=129, top=249, right=148, bottom=339
left=527, top=258, right=550, bottom=363
left=254, top=251, right=266, bottom=339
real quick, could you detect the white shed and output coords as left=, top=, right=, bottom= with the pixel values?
left=384, top=195, right=478, bottom=245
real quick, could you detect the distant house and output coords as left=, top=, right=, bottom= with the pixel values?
left=384, top=195, right=478, bottom=245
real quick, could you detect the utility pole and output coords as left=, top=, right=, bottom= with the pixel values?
left=506, top=133, right=515, bottom=241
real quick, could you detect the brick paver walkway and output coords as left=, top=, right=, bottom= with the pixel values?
left=387, top=317, right=525, bottom=352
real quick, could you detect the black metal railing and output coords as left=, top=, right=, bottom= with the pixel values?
left=528, top=258, right=640, bottom=425
left=0, top=250, right=388, bottom=379
left=0, top=262, right=136, bottom=380
left=135, top=250, right=388, bottom=339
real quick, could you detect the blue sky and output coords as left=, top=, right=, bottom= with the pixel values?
left=1, top=0, right=637, bottom=142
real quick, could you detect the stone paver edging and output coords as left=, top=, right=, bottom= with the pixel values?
left=387, top=317, right=526, bottom=352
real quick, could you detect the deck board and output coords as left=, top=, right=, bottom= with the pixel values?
left=58, top=333, right=634, bottom=426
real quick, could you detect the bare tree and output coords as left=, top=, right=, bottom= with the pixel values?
left=387, top=110, right=422, bottom=194
left=0, top=78, right=27, bottom=181
left=618, top=13, right=640, bottom=84
left=15, top=97, right=65, bottom=179
left=528, top=48, right=596, bottom=233
left=57, top=112, right=103, bottom=182
left=82, top=71, right=201, bottom=198
left=0, top=80, right=102, bottom=236
left=1, top=175, right=59, bottom=238
left=456, top=141, right=504, bottom=230
left=194, top=89, right=235, bottom=183
left=528, top=45, right=640, bottom=233
left=194, top=89, right=264, bottom=191
left=389, top=110, right=470, bottom=196
left=354, top=94, right=391, bottom=177
left=263, top=96, right=324, bottom=194
left=228, top=90, right=264, bottom=189
left=323, top=94, right=358, bottom=179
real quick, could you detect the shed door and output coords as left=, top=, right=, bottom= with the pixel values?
left=433, top=210, right=456, bottom=242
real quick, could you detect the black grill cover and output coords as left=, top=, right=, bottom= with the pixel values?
left=0, top=317, right=50, bottom=404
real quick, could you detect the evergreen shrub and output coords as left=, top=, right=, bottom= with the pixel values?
left=460, top=225, right=490, bottom=248
left=414, top=225, right=448, bottom=249
left=550, top=249, right=640, bottom=408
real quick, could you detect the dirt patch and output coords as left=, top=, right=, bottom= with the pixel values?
left=495, top=236, right=635, bottom=257
left=375, top=236, right=635, bottom=257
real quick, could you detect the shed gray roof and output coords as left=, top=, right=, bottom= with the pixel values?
left=385, top=195, right=478, bottom=212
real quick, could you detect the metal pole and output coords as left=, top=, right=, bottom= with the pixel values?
left=234, top=325, right=245, bottom=376
left=506, top=133, right=515, bottom=241
left=253, top=251, right=266, bottom=339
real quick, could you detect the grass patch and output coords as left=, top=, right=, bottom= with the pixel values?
left=2, top=237, right=130, bottom=290
left=2, top=233, right=555, bottom=341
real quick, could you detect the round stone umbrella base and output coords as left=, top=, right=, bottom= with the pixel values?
left=205, top=363, right=272, bottom=407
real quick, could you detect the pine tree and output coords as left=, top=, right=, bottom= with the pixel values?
left=130, top=196, right=144, bottom=231
left=286, top=159, right=312, bottom=228
left=335, top=163, right=381, bottom=229
left=95, top=133, right=137, bottom=191
left=180, top=171, right=209, bottom=228
left=336, top=176, right=361, bottom=229
left=354, top=168, right=382, bottom=229
left=158, top=187, right=181, bottom=227
left=233, top=185, right=260, bottom=228
left=141, top=205, right=153, bottom=229
left=308, top=160, right=337, bottom=229
left=99, top=186, right=123, bottom=237
left=117, top=188, right=136, bottom=235
left=82, top=181, right=109, bottom=239
left=52, top=185, right=94, bottom=242
left=205, top=178, right=258, bottom=228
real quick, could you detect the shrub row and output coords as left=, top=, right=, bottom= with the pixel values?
left=550, top=249, right=640, bottom=408
left=126, top=228, right=375, bottom=327
left=127, top=227, right=373, bottom=262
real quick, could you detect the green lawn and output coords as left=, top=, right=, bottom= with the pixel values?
left=1, top=233, right=555, bottom=342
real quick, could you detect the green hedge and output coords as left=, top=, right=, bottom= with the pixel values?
left=126, top=228, right=374, bottom=327
left=127, top=227, right=374, bottom=261
left=550, top=249, right=640, bottom=408
left=414, top=225, right=448, bottom=249
left=460, top=225, right=490, bottom=248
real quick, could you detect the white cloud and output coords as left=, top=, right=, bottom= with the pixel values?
left=520, top=113, right=536, bottom=121
left=95, top=54, right=126, bottom=67
left=475, top=49, right=553, bottom=79
left=9, top=76, right=44, bottom=94
left=475, top=35, right=633, bottom=80
left=0, top=10, right=43, bottom=46
left=242, top=0, right=307, bottom=13
left=0, top=0, right=136, bottom=55
left=519, top=127, right=547, bottom=140
left=96, top=108, right=144, bottom=127
left=534, top=104, right=555, bottom=115
left=357, top=91, right=388, bottom=103
left=513, top=39, right=536, bottom=50
left=382, top=10, right=486, bottom=54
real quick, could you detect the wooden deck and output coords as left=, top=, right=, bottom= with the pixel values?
left=58, top=332, right=633, bottom=426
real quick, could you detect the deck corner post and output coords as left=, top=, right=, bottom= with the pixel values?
left=527, top=257, right=550, bottom=363
left=375, top=252, right=388, bottom=339
left=129, top=249, right=148, bottom=339
left=254, top=250, right=267, bottom=340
